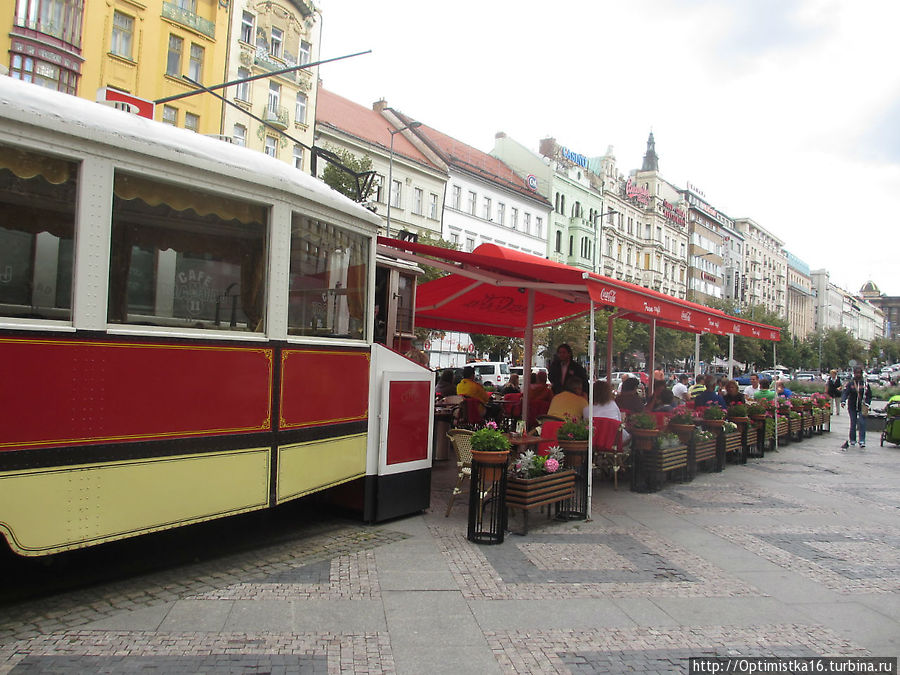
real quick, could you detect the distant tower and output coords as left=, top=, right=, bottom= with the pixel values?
left=641, top=131, right=659, bottom=172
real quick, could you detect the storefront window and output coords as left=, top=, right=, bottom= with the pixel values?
left=108, top=173, right=267, bottom=331
left=0, top=145, right=77, bottom=321
left=288, top=214, right=368, bottom=339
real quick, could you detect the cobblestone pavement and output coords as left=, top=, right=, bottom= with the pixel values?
left=1, top=412, right=898, bottom=673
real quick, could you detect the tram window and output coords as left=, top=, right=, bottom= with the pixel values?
left=287, top=213, right=369, bottom=339
left=108, top=173, right=267, bottom=332
left=0, top=145, right=77, bottom=321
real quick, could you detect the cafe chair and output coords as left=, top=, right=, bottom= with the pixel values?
left=592, top=417, right=626, bottom=489
left=537, top=416, right=565, bottom=455
left=501, top=393, right=523, bottom=420
left=445, top=429, right=474, bottom=517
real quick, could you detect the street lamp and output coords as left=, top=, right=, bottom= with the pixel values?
left=592, top=208, right=617, bottom=274
left=385, top=121, right=421, bottom=239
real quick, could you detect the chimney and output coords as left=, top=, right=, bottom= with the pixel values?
left=495, top=131, right=506, bottom=139
left=538, top=137, right=557, bottom=158
left=372, top=99, right=387, bottom=112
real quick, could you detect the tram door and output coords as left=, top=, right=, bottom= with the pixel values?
left=374, top=263, right=418, bottom=353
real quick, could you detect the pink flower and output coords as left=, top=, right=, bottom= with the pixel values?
left=486, top=421, right=498, bottom=429
left=545, top=458, right=559, bottom=473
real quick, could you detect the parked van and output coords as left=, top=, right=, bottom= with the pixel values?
left=471, top=362, right=510, bottom=390
left=510, top=366, right=548, bottom=382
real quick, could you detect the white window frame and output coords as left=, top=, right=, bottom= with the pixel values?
left=413, top=187, right=423, bottom=215
left=429, top=193, right=438, bottom=219
left=451, top=185, right=461, bottom=210
left=299, top=40, right=311, bottom=65
left=188, top=43, right=203, bottom=82
left=270, top=27, right=283, bottom=59
left=162, top=105, right=177, bottom=125
left=293, top=145, right=304, bottom=170
left=497, top=202, right=505, bottom=226
left=294, top=92, right=307, bottom=124
left=111, top=11, right=134, bottom=59
left=236, top=67, right=250, bottom=101
left=267, top=81, right=280, bottom=115
left=264, top=135, right=277, bottom=157
left=184, top=112, right=199, bottom=132
left=232, top=123, right=247, bottom=146
left=240, top=11, right=254, bottom=43
left=482, top=197, right=491, bottom=220
left=390, top=179, right=401, bottom=208
left=166, top=34, right=183, bottom=76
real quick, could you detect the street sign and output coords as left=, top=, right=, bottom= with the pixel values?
left=96, top=87, right=155, bottom=119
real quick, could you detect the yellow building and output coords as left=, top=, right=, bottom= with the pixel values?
left=3, top=0, right=230, bottom=134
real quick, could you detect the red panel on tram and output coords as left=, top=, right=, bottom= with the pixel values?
left=279, top=349, right=369, bottom=429
left=0, top=338, right=273, bottom=451
left=385, top=380, right=430, bottom=464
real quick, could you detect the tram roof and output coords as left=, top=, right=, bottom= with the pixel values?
left=0, top=77, right=381, bottom=231
left=377, top=237, right=781, bottom=341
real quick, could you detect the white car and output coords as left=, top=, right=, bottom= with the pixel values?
left=471, top=362, right=510, bottom=390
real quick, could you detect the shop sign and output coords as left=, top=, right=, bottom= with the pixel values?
left=526, top=174, right=538, bottom=191
left=661, top=199, right=686, bottom=227
left=560, top=146, right=588, bottom=169
left=625, top=178, right=650, bottom=206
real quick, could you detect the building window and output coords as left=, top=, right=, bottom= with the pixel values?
left=451, top=185, right=461, bottom=210
left=299, top=40, right=311, bottom=65
left=293, top=146, right=303, bottom=170
left=429, top=193, right=438, bottom=219
left=270, top=27, right=283, bottom=59
left=188, top=43, right=203, bottom=82
left=413, top=187, right=423, bottom=215
left=184, top=112, right=199, bottom=132
left=390, top=179, right=401, bottom=208
left=510, top=207, right=518, bottom=230
left=236, top=67, right=250, bottom=100
left=111, top=11, right=134, bottom=59
left=373, top=174, right=384, bottom=203
left=554, top=230, right=562, bottom=253
left=467, top=191, right=476, bottom=215
left=166, top=34, right=183, bottom=76
left=233, top=124, right=246, bottom=146
left=535, top=216, right=542, bottom=237
left=569, top=236, right=574, bottom=257
left=482, top=197, right=491, bottom=220
left=240, top=11, right=254, bottom=43
left=174, top=0, right=196, bottom=11
left=264, top=136, right=277, bottom=157
left=267, top=81, right=280, bottom=114
left=162, top=105, right=177, bottom=125
left=497, top=202, right=505, bottom=226
left=450, top=232, right=459, bottom=246
left=295, top=92, right=307, bottom=124
left=465, top=237, right=475, bottom=252
left=523, top=212, right=530, bottom=233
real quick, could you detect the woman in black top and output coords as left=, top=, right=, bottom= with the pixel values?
left=722, top=380, right=746, bottom=406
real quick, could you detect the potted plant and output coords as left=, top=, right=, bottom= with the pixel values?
left=628, top=412, right=659, bottom=453
left=470, top=422, right=511, bottom=480
left=700, top=404, right=726, bottom=435
left=747, top=401, right=768, bottom=421
left=727, top=402, right=749, bottom=421
left=666, top=406, right=697, bottom=444
left=556, top=416, right=589, bottom=466
left=693, top=428, right=718, bottom=464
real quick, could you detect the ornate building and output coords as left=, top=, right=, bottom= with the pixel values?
left=859, top=281, right=897, bottom=339
left=785, top=251, right=815, bottom=338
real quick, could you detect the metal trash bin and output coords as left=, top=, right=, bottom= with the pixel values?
left=468, top=451, right=509, bottom=545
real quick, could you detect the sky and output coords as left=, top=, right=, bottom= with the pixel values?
left=316, top=0, right=900, bottom=297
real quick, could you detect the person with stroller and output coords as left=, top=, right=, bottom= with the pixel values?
left=841, top=366, right=873, bottom=448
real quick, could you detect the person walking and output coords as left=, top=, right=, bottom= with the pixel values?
left=826, top=369, right=842, bottom=416
left=841, top=366, right=872, bottom=448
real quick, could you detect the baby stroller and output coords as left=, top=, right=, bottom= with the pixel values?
left=881, top=395, right=900, bottom=446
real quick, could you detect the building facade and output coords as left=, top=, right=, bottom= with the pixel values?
left=785, top=251, right=815, bottom=338
left=392, top=125, right=550, bottom=256
left=314, top=90, right=447, bottom=239
left=734, top=217, right=787, bottom=319
left=221, top=0, right=319, bottom=168
left=860, top=281, right=899, bottom=340
left=78, top=0, right=229, bottom=134
left=5, top=0, right=85, bottom=95
left=681, top=185, right=728, bottom=304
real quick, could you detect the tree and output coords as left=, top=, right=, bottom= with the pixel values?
left=320, top=145, right=375, bottom=201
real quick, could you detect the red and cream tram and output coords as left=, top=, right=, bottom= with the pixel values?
left=0, top=77, right=433, bottom=557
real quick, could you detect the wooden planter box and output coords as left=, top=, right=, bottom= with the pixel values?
left=789, top=417, right=802, bottom=434
left=506, top=469, right=576, bottom=510
left=694, top=438, right=717, bottom=463
left=723, top=432, right=742, bottom=455
left=643, top=444, right=688, bottom=472
left=776, top=418, right=790, bottom=438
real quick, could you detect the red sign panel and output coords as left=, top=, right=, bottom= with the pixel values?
left=280, top=349, right=369, bottom=429
left=96, top=87, right=156, bottom=119
left=0, top=338, right=272, bottom=451
left=385, top=380, right=431, bottom=464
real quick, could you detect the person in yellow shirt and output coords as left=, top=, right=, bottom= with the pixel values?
left=456, top=366, right=490, bottom=403
left=547, top=376, right=589, bottom=421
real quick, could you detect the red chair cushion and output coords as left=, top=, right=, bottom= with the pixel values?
left=592, top=417, right=623, bottom=453
left=537, top=418, right=564, bottom=455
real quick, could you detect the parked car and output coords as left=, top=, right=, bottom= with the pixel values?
left=793, top=372, right=818, bottom=382
left=471, top=361, right=510, bottom=390
left=509, top=366, right=548, bottom=382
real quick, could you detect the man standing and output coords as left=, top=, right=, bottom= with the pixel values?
left=672, top=374, right=690, bottom=402
left=743, top=373, right=760, bottom=399
left=826, top=369, right=842, bottom=415
left=841, top=366, right=872, bottom=448
left=548, top=343, right=589, bottom=395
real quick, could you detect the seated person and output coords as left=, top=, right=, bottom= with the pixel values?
left=435, top=368, right=457, bottom=397
left=694, top=374, right=727, bottom=409
left=652, top=388, right=678, bottom=412
left=672, top=373, right=691, bottom=402
left=688, top=380, right=707, bottom=399
left=584, top=380, right=630, bottom=444
left=500, top=373, right=521, bottom=395
left=529, top=370, right=554, bottom=403
left=775, top=380, right=793, bottom=398
left=615, top=377, right=645, bottom=414
left=547, top=375, right=589, bottom=421
left=754, top=378, right=776, bottom=401
left=722, top=380, right=745, bottom=406
left=457, top=366, right=490, bottom=404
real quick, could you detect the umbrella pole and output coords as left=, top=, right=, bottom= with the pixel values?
left=728, top=334, right=734, bottom=380
left=522, top=289, right=535, bottom=432
left=649, top=319, right=656, bottom=384
left=587, top=300, right=595, bottom=520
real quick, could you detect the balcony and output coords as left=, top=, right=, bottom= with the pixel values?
left=161, top=2, right=216, bottom=39
left=261, top=104, right=289, bottom=130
